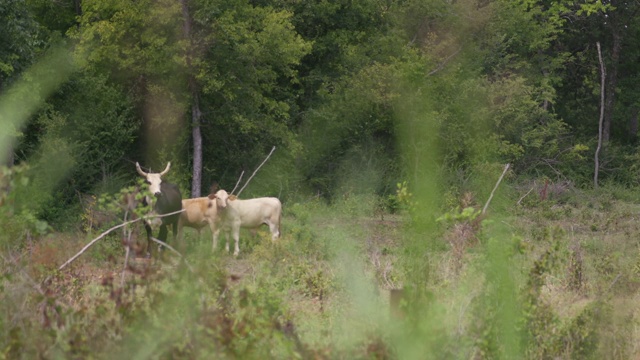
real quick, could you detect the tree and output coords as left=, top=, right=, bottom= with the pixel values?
left=192, top=0, right=311, bottom=192
left=0, top=0, right=42, bottom=165
left=179, top=0, right=204, bottom=197
left=26, top=0, right=80, bottom=36
left=0, top=0, right=40, bottom=90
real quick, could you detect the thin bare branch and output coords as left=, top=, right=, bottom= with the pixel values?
left=236, top=146, right=276, bottom=196
left=482, top=163, right=510, bottom=215
left=58, top=218, right=143, bottom=271
left=58, top=209, right=184, bottom=271
left=605, top=273, right=622, bottom=294
left=428, top=47, right=462, bottom=76
left=517, top=184, right=535, bottom=206
left=230, top=170, right=245, bottom=194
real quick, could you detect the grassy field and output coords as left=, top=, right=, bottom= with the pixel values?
left=2, top=183, right=640, bottom=359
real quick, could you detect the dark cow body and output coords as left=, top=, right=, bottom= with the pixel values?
left=136, top=162, right=183, bottom=256
left=144, top=182, right=182, bottom=252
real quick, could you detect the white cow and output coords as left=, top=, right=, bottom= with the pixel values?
left=178, top=197, right=219, bottom=249
left=208, top=189, right=282, bottom=256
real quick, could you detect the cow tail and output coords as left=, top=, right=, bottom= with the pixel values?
left=276, top=201, right=282, bottom=237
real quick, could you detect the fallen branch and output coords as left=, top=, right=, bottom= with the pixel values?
left=59, top=218, right=143, bottom=271
left=58, top=209, right=184, bottom=271
left=236, top=146, right=276, bottom=196
left=482, top=163, right=510, bottom=215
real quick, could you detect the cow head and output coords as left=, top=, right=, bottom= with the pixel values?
left=209, top=189, right=229, bottom=209
left=136, top=162, right=171, bottom=196
left=208, top=189, right=237, bottom=209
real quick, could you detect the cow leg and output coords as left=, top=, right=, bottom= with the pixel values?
left=213, top=229, right=221, bottom=252
left=211, top=223, right=219, bottom=252
left=177, top=221, right=188, bottom=253
left=171, top=221, right=184, bottom=253
left=232, top=226, right=240, bottom=257
left=144, top=222, right=154, bottom=258
left=177, top=221, right=184, bottom=243
left=267, top=221, right=280, bottom=242
left=158, top=225, right=168, bottom=242
left=158, top=225, right=168, bottom=255
left=171, top=221, right=178, bottom=242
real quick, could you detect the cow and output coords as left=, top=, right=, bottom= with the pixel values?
left=135, top=162, right=183, bottom=256
left=208, top=189, right=281, bottom=256
left=178, top=196, right=219, bottom=250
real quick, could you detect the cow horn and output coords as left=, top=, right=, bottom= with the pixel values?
left=135, top=162, right=148, bottom=177
left=159, top=162, right=171, bottom=176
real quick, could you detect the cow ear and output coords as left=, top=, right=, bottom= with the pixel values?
left=229, top=195, right=237, bottom=201
left=208, top=194, right=216, bottom=200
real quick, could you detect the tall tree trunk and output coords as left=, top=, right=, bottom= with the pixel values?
left=602, top=29, right=622, bottom=144
left=595, top=42, right=605, bottom=189
left=181, top=0, right=203, bottom=197
left=191, top=100, right=203, bottom=197
left=74, top=0, right=81, bottom=16
left=539, top=49, right=550, bottom=112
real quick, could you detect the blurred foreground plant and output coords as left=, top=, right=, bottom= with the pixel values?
left=0, top=164, right=51, bottom=248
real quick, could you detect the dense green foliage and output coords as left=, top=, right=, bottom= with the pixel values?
left=4, top=0, right=640, bottom=358
left=4, top=0, right=640, bottom=211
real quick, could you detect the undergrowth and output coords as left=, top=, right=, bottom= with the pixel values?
left=2, top=181, right=640, bottom=358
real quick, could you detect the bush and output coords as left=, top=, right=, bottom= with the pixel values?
left=0, top=164, right=51, bottom=249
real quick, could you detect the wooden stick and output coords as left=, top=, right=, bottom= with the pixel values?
left=428, top=47, right=462, bottom=76
left=230, top=170, right=245, bottom=194
left=236, top=146, right=276, bottom=196
left=482, top=163, right=510, bottom=215
left=516, top=183, right=535, bottom=206
left=58, top=218, right=144, bottom=271
left=58, top=209, right=184, bottom=271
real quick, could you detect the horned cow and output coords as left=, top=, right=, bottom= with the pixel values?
left=135, top=162, right=182, bottom=256
left=208, top=189, right=281, bottom=256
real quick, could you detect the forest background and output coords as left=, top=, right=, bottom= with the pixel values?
left=3, top=0, right=640, bottom=358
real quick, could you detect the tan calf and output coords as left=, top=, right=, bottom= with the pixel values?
left=178, top=197, right=219, bottom=249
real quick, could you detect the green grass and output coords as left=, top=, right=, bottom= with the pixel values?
left=2, top=185, right=640, bottom=358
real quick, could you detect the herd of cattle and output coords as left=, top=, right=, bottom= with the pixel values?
left=135, top=162, right=282, bottom=257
